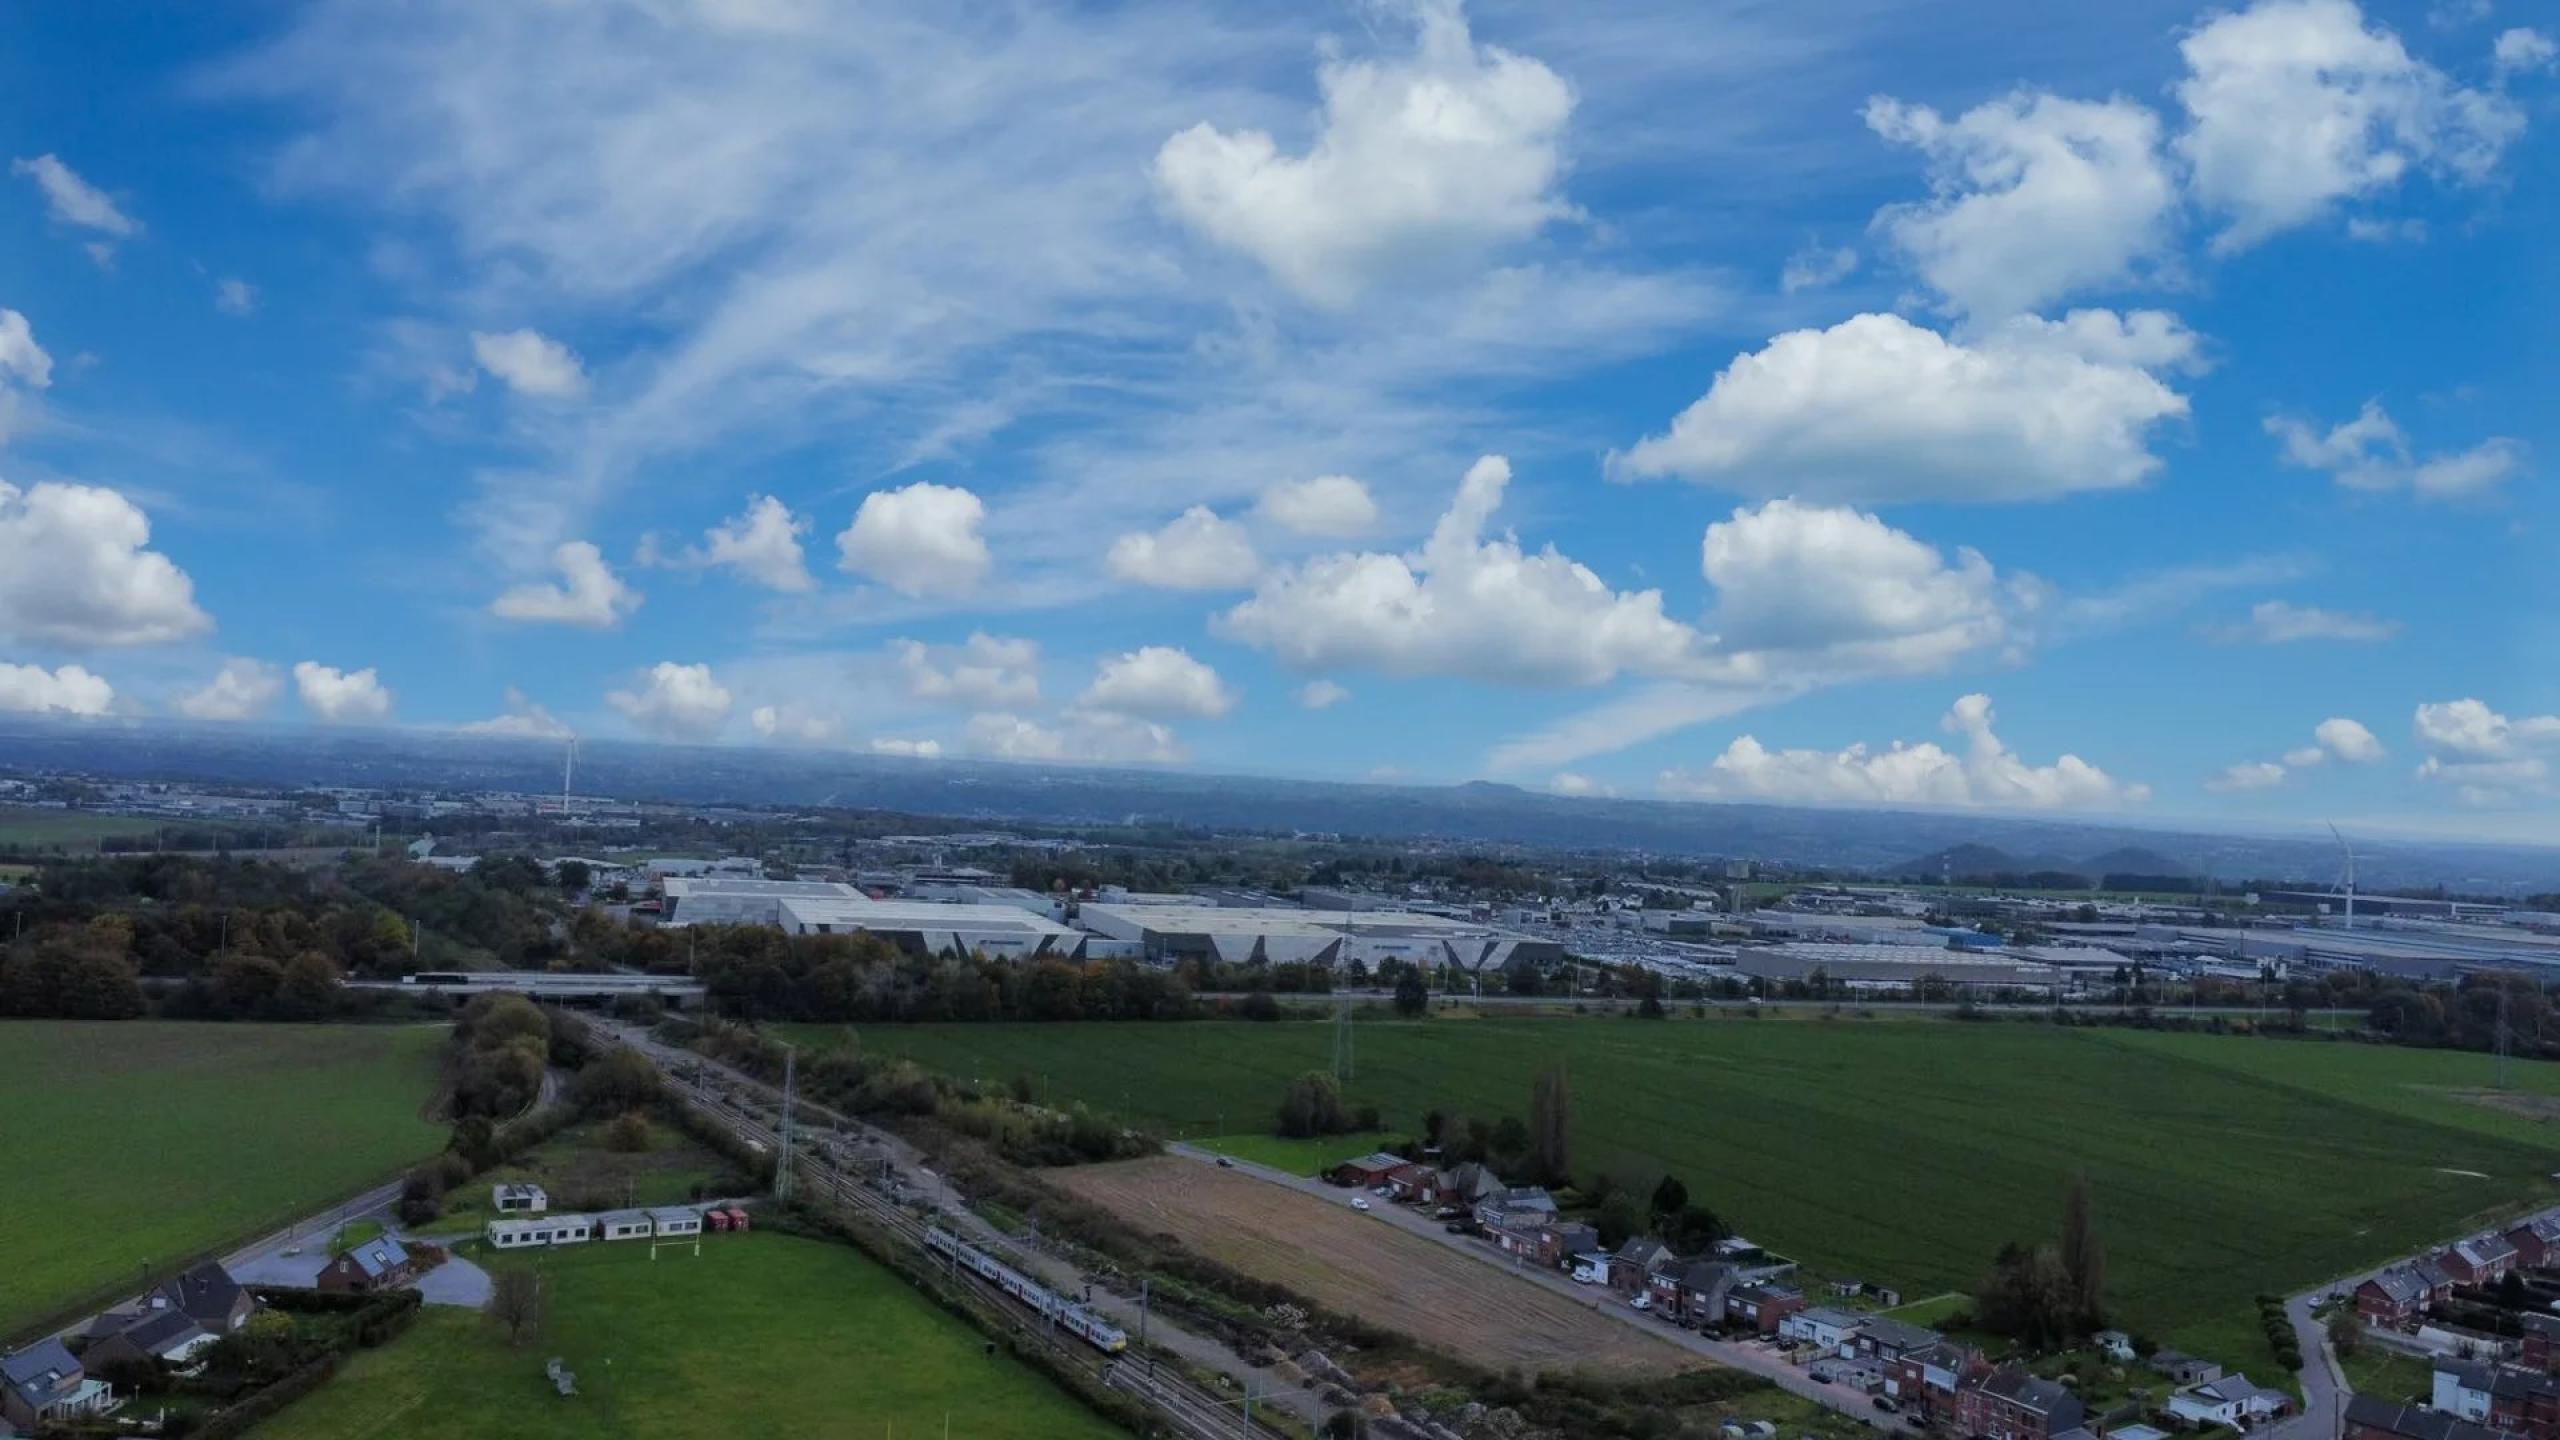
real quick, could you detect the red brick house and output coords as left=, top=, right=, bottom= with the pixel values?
left=2346, top=1394, right=2509, bottom=1440
left=2436, top=1360, right=2560, bottom=1440
left=1892, top=1342, right=1988, bottom=1424
left=1954, top=1365, right=2085, bottom=1440
left=1726, top=1282, right=1804, bottom=1336
left=2358, top=1267, right=2433, bottom=1325
left=1329, top=1153, right=1405, bottom=1188
left=317, top=1237, right=417, bottom=1294
left=2523, top=1314, right=2560, bottom=1371
left=1610, top=1238, right=1675, bottom=1296
left=2440, top=1234, right=2522, bottom=1287
left=2510, top=1216, right=2560, bottom=1271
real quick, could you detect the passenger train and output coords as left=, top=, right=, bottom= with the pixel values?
left=923, top=1225, right=1129, bottom=1354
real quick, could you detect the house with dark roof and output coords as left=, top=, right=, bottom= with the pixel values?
left=1329, top=1152, right=1406, bottom=1188
left=318, top=1235, right=417, bottom=1294
left=2, top=1339, right=117, bottom=1431
left=2441, top=1233, right=2523, bottom=1287
left=2149, top=1349, right=2224, bottom=1386
left=2522, top=1312, right=2560, bottom=1369
left=2359, top=1266, right=2434, bottom=1325
left=1610, top=1237, right=1675, bottom=1295
left=156, top=1259, right=254, bottom=1334
left=1955, top=1365, right=2086, bottom=1440
left=1435, top=1162, right=1505, bottom=1209
left=1854, top=1316, right=1943, bottom=1367
left=1891, top=1341, right=1987, bottom=1424
left=80, top=1309, right=215, bottom=1374
left=1726, top=1282, right=1804, bottom=1336
left=2508, top=1214, right=2560, bottom=1271
left=2434, top=1359, right=2560, bottom=1440
left=2347, top=1394, right=2513, bottom=1440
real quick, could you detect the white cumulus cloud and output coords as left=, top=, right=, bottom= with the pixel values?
left=606, top=661, right=732, bottom=742
left=0, top=480, right=211, bottom=648
left=1220, top=455, right=1700, bottom=687
left=1258, top=475, right=1380, bottom=538
left=178, top=659, right=283, bottom=722
left=897, top=633, right=1040, bottom=708
left=649, top=495, right=814, bottom=593
left=869, top=737, right=943, bottom=759
left=1698, top=499, right=2012, bottom=681
left=1297, top=680, right=1350, bottom=710
left=2495, top=28, right=2557, bottom=75
left=2266, top=400, right=2524, bottom=499
left=490, top=540, right=642, bottom=628
left=294, top=662, right=393, bottom=723
left=837, top=482, right=991, bottom=598
left=1865, top=90, right=2177, bottom=319
left=2177, top=0, right=2524, bottom=251
left=2316, top=716, right=2385, bottom=763
left=1105, top=507, right=1260, bottom=590
left=2414, top=697, right=2560, bottom=760
left=1153, top=0, right=1573, bottom=306
left=0, top=661, right=114, bottom=716
left=1610, top=310, right=2198, bottom=503
left=1659, top=693, right=2146, bottom=811
left=1079, top=646, right=1237, bottom=720
left=470, top=328, right=589, bottom=399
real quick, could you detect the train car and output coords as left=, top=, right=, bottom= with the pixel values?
left=922, top=1227, right=1128, bottom=1355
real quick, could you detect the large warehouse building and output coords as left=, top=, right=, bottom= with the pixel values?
left=1734, top=943, right=2061, bottom=993
left=658, top=877, right=1081, bottom=959
left=1075, top=902, right=1562, bottom=973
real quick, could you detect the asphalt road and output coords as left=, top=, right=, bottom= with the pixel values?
left=1166, top=1141, right=1904, bottom=1429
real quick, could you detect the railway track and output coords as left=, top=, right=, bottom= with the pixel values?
left=642, top=1052, right=1280, bottom=1440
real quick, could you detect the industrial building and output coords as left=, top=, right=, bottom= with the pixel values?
left=1075, top=902, right=1562, bottom=973
left=659, top=877, right=1082, bottom=959
left=1734, top=944, right=2061, bottom=993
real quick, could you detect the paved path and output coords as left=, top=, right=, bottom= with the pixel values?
left=1166, top=1142, right=1901, bottom=1429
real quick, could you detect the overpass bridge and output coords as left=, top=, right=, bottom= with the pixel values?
left=346, top=971, right=708, bottom=1009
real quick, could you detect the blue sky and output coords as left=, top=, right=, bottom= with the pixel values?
left=1, top=0, right=2555, bottom=839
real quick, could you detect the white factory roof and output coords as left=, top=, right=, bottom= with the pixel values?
left=662, top=877, right=1079, bottom=956
left=1078, top=902, right=1558, bottom=969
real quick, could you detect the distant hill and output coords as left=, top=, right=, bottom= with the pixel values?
left=0, top=714, right=2552, bottom=895
left=2079, top=846, right=2195, bottom=878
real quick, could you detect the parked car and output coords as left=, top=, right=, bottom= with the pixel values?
left=1444, top=1221, right=1473, bottom=1234
left=1214, top=1157, right=1233, bottom=1168
left=1872, top=1397, right=1898, bottom=1414
left=1631, top=1293, right=1653, bottom=1312
left=1351, top=1197, right=1371, bottom=1212
left=1432, top=1206, right=1461, bottom=1219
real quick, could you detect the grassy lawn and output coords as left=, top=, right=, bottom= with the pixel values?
left=1879, top=1292, right=1970, bottom=1327
left=433, top=1116, right=732, bottom=1232
left=256, top=1231, right=1128, bottom=1440
left=830, top=1016, right=2560, bottom=1375
left=2339, top=1343, right=2436, bottom=1404
left=0, top=1021, right=448, bottom=1337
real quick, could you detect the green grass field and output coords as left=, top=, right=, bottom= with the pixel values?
left=0, top=1021, right=448, bottom=1337
left=257, top=1231, right=1127, bottom=1440
left=829, top=1016, right=2560, bottom=1371
left=0, top=805, right=183, bottom=851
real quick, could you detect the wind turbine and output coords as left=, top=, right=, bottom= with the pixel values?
left=2327, top=823, right=2356, bottom=929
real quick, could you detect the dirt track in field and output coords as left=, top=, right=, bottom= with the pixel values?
left=1054, top=1156, right=1691, bottom=1377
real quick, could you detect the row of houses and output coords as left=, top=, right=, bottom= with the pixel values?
left=1, top=1261, right=257, bottom=1433
left=484, top=1204, right=731, bottom=1250
left=2357, top=1211, right=2560, bottom=1326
